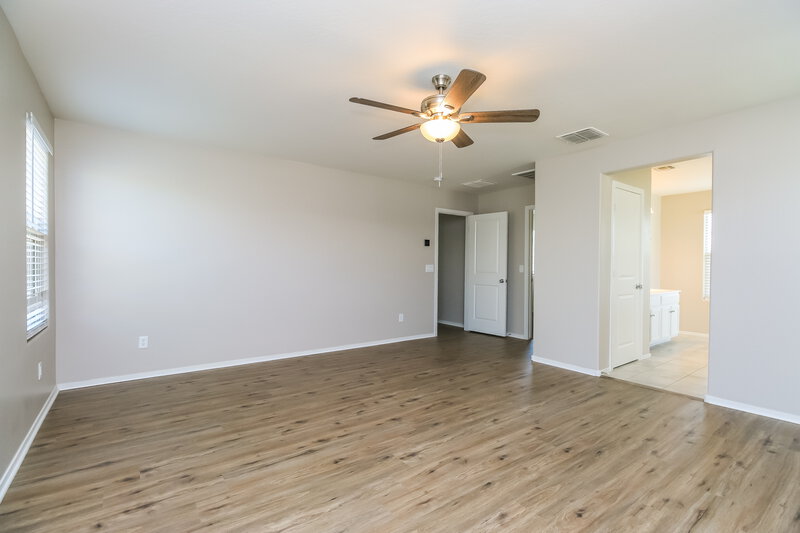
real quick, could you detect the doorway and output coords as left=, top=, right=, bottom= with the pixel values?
left=433, top=209, right=471, bottom=336
left=433, top=208, right=510, bottom=338
left=604, top=155, right=713, bottom=399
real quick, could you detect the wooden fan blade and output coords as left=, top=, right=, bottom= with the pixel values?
left=442, top=69, right=486, bottom=111
left=451, top=129, right=474, bottom=148
left=458, top=109, right=540, bottom=123
left=349, top=97, right=424, bottom=117
left=373, top=123, right=422, bottom=140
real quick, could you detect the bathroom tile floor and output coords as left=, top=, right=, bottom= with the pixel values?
left=607, top=334, right=708, bottom=398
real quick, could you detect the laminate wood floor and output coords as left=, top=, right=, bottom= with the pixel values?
left=1, top=327, right=798, bottom=532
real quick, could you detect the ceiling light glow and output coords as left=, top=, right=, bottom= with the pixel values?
left=420, top=117, right=460, bottom=143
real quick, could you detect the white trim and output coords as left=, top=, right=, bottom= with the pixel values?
left=433, top=208, right=473, bottom=336
left=0, top=386, right=58, bottom=504
left=679, top=331, right=709, bottom=338
left=508, top=332, right=528, bottom=340
left=59, top=333, right=435, bottom=391
left=704, top=396, right=800, bottom=426
left=437, top=320, right=464, bottom=328
left=531, top=355, right=602, bottom=377
left=523, top=205, right=535, bottom=340
left=638, top=352, right=652, bottom=360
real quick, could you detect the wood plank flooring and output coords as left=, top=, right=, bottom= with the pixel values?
left=1, top=327, right=798, bottom=532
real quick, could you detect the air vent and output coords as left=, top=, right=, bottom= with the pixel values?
left=557, top=127, right=609, bottom=144
left=654, top=165, right=675, bottom=171
left=511, top=167, right=536, bottom=179
left=462, top=179, right=496, bottom=189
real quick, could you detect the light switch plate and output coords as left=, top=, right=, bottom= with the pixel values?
left=519, top=265, right=524, bottom=273
left=425, top=264, right=434, bottom=272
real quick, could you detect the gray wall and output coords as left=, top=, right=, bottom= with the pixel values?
left=55, top=120, right=477, bottom=384
left=535, top=95, right=800, bottom=419
left=0, top=9, right=56, bottom=490
left=477, top=183, right=535, bottom=337
left=437, top=214, right=465, bottom=325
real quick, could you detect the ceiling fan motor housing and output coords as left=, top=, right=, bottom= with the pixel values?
left=421, top=94, right=456, bottom=117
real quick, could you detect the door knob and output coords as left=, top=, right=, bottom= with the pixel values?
left=499, top=279, right=505, bottom=283
left=635, top=283, right=643, bottom=289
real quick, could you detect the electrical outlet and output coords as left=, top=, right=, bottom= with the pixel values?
left=138, top=336, right=149, bottom=349
left=519, top=264, right=524, bottom=273
left=398, top=313, right=404, bottom=322
left=37, top=361, right=42, bottom=381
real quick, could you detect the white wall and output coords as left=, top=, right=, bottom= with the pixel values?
left=437, top=214, right=465, bottom=326
left=535, top=95, right=800, bottom=420
left=55, top=120, right=477, bottom=384
left=0, top=9, right=56, bottom=494
left=477, top=183, right=535, bottom=338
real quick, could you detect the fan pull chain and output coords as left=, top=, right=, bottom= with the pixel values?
left=434, top=141, right=443, bottom=187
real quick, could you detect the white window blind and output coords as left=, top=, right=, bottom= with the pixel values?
left=702, top=210, right=712, bottom=301
left=26, top=112, right=52, bottom=339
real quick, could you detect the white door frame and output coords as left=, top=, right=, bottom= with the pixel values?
left=433, top=208, right=473, bottom=336
left=609, top=181, right=645, bottom=368
left=523, top=205, right=535, bottom=340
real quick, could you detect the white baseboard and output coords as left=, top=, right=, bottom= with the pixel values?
left=639, top=352, right=652, bottom=360
left=679, top=331, right=709, bottom=338
left=531, top=355, right=602, bottom=377
left=507, top=332, right=529, bottom=340
left=437, top=320, right=463, bottom=328
left=704, top=395, right=800, bottom=425
left=58, top=333, right=436, bottom=391
left=0, top=386, right=59, bottom=504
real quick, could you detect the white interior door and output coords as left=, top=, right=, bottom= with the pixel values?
left=464, top=212, right=508, bottom=336
left=611, top=182, right=644, bottom=368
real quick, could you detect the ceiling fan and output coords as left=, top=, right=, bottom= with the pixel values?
left=349, top=69, right=540, bottom=148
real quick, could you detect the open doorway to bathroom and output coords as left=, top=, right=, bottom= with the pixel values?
left=606, top=155, right=712, bottom=398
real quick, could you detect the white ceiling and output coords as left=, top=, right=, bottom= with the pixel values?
left=3, top=0, right=799, bottom=192
left=651, top=156, right=713, bottom=197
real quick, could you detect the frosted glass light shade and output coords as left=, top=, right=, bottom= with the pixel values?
left=420, top=117, right=461, bottom=142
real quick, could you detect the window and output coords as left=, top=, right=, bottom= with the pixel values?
left=26, top=112, right=52, bottom=339
left=702, top=210, right=712, bottom=301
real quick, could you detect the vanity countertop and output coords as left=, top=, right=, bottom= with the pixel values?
left=650, top=288, right=681, bottom=295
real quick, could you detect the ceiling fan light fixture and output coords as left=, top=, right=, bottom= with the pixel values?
left=420, top=117, right=460, bottom=143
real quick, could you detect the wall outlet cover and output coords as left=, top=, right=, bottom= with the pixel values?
left=425, top=264, right=434, bottom=272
